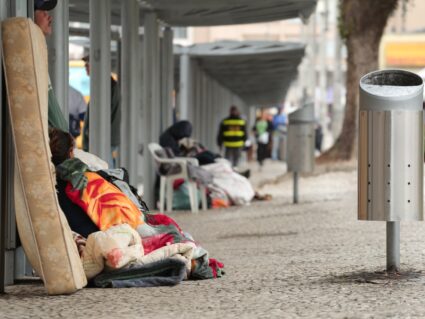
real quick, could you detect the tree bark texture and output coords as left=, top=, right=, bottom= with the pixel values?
left=318, top=0, right=399, bottom=162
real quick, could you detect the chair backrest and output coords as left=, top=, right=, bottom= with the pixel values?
left=148, top=143, right=166, bottom=163
left=148, top=143, right=182, bottom=177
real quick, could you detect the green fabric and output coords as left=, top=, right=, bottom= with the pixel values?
left=56, top=158, right=89, bottom=192
left=82, top=77, right=121, bottom=151
left=172, top=181, right=201, bottom=210
left=48, top=85, right=69, bottom=132
left=255, top=120, right=268, bottom=135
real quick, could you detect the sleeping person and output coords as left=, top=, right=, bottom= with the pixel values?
left=49, top=127, right=224, bottom=279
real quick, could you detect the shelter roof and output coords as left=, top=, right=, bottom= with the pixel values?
left=69, top=0, right=316, bottom=26
left=176, top=41, right=305, bottom=105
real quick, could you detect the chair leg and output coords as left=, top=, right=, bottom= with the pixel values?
left=200, top=185, right=207, bottom=211
left=159, top=176, right=166, bottom=213
left=166, top=179, right=174, bottom=213
left=188, top=181, right=199, bottom=213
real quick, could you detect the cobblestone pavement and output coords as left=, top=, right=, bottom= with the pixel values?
left=3, top=164, right=425, bottom=318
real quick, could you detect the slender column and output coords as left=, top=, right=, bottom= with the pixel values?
left=0, top=1, right=5, bottom=294
left=121, top=0, right=140, bottom=183
left=293, top=172, right=299, bottom=204
left=318, top=2, right=328, bottom=139
left=142, top=12, right=160, bottom=208
left=332, top=14, right=343, bottom=138
left=47, top=0, right=69, bottom=118
left=386, top=221, right=400, bottom=272
left=307, top=13, right=317, bottom=103
left=4, top=0, right=27, bottom=288
left=89, top=0, right=111, bottom=160
left=179, top=52, right=192, bottom=120
left=160, top=27, right=174, bottom=131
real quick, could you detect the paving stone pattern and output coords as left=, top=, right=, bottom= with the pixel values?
left=2, top=167, right=425, bottom=318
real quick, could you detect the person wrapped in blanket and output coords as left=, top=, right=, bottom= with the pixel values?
left=49, top=128, right=224, bottom=285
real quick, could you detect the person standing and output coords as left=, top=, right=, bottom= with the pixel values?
left=217, top=105, right=247, bottom=167
left=81, top=55, right=121, bottom=167
left=68, top=85, right=87, bottom=138
left=271, top=106, right=287, bottom=161
left=253, top=110, right=273, bottom=169
left=34, top=0, right=69, bottom=132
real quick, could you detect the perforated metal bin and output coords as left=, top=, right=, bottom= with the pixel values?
left=358, top=70, right=424, bottom=221
left=287, top=103, right=315, bottom=173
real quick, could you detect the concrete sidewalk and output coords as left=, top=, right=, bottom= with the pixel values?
left=3, top=162, right=425, bottom=318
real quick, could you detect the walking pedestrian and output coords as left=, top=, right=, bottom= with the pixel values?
left=253, top=110, right=273, bottom=170
left=217, top=105, right=247, bottom=167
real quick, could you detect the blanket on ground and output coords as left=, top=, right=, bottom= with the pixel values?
left=92, top=257, right=188, bottom=288
left=202, top=160, right=255, bottom=205
left=65, top=171, right=143, bottom=231
left=60, top=158, right=224, bottom=280
left=79, top=224, right=195, bottom=280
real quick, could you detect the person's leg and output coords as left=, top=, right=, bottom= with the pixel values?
left=258, top=144, right=268, bottom=166
left=271, top=131, right=279, bottom=160
left=224, top=147, right=232, bottom=164
left=111, top=146, right=119, bottom=168
left=234, top=147, right=242, bottom=167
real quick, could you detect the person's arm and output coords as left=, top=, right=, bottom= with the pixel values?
left=110, top=79, right=121, bottom=147
left=217, top=121, right=224, bottom=148
left=242, top=121, right=248, bottom=142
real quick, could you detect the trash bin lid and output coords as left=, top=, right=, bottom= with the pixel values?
left=360, top=69, right=423, bottom=111
left=288, top=103, right=314, bottom=123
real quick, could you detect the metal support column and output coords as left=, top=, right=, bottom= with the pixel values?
left=142, top=12, right=160, bottom=208
left=293, top=172, right=298, bottom=204
left=4, top=0, right=27, bottom=288
left=332, top=19, right=343, bottom=138
left=386, top=221, right=400, bottom=272
left=307, top=12, right=317, bottom=103
left=121, top=0, right=140, bottom=183
left=160, top=27, right=174, bottom=132
left=89, top=0, right=111, bottom=160
left=318, top=1, right=328, bottom=146
left=0, top=1, right=5, bottom=293
left=179, top=52, right=192, bottom=120
left=47, top=0, right=69, bottom=117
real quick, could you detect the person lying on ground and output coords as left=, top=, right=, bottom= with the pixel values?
left=49, top=128, right=224, bottom=279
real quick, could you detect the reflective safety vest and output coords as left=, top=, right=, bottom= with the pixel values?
left=218, top=117, right=247, bottom=148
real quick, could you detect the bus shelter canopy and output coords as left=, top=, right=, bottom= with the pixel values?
left=69, top=0, right=316, bottom=26
left=176, top=41, right=305, bottom=105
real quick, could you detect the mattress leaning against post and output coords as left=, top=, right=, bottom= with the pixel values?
left=1, top=17, right=87, bottom=295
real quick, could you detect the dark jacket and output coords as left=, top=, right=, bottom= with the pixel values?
left=159, top=120, right=193, bottom=156
left=56, top=178, right=99, bottom=238
left=217, top=115, right=247, bottom=149
left=82, top=77, right=121, bottom=151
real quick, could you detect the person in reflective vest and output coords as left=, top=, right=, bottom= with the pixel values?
left=217, top=105, right=247, bottom=167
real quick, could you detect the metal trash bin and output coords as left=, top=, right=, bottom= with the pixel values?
left=287, top=103, right=315, bottom=173
left=359, top=70, right=423, bottom=221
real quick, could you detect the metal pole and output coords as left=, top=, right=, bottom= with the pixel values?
left=179, top=52, right=191, bottom=120
left=160, top=27, right=174, bottom=132
left=89, top=0, right=111, bottom=160
left=332, top=11, right=343, bottom=139
left=121, top=0, right=139, bottom=183
left=142, top=12, right=160, bottom=208
left=47, top=0, right=69, bottom=118
left=386, top=221, right=400, bottom=272
left=293, top=171, right=298, bottom=204
left=0, top=8, right=4, bottom=293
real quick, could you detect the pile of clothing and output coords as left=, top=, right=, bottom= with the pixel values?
left=159, top=121, right=257, bottom=209
left=56, top=157, right=224, bottom=288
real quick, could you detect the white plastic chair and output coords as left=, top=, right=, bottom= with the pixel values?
left=148, top=143, right=207, bottom=213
